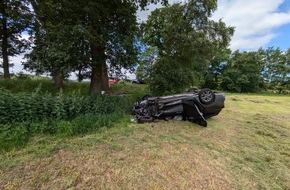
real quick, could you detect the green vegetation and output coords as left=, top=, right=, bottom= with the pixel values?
left=0, top=77, right=90, bottom=95
left=1, top=0, right=289, bottom=188
left=219, top=48, right=290, bottom=93
left=0, top=79, right=145, bottom=151
left=138, top=46, right=290, bottom=95
left=140, top=2, right=234, bottom=95
left=0, top=88, right=133, bottom=124
left=2, top=1, right=288, bottom=95
left=0, top=94, right=289, bottom=189
left=22, top=0, right=166, bottom=92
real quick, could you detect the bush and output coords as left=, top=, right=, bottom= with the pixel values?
left=0, top=88, right=137, bottom=151
left=0, top=88, right=135, bottom=125
left=0, top=78, right=90, bottom=95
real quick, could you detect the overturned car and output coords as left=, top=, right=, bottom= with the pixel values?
left=132, top=88, right=225, bottom=127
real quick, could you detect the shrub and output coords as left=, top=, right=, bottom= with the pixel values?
left=0, top=88, right=135, bottom=125
left=0, top=78, right=90, bottom=95
left=0, top=88, right=137, bottom=151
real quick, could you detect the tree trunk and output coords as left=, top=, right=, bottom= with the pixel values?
left=90, top=45, right=107, bottom=94
left=77, top=65, right=83, bottom=82
left=1, top=0, right=10, bottom=79
left=214, top=74, right=218, bottom=83
left=102, top=60, right=109, bottom=91
left=90, top=63, right=103, bottom=94
left=53, top=73, right=64, bottom=90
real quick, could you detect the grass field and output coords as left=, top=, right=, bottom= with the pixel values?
left=0, top=94, right=289, bottom=190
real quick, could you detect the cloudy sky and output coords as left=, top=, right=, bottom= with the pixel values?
left=211, top=0, right=290, bottom=50
left=5, top=0, right=290, bottom=75
left=137, top=0, right=290, bottom=50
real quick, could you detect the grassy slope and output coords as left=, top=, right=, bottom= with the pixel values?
left=0, top=94, right=290, bottom=190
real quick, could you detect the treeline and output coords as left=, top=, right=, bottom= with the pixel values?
left=1, top=0, right=289, bottom=95
left=137, top=47, right=290, bottom=94
left=1, top=0, right=235, bottom=95
left=203, top=47, right=290, bottom=93
left=135, top=3, right=288, bottom=95
left=0, top=0, right=168, bottom=94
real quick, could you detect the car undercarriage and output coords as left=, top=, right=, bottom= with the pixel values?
left=131, top=89, right=225, bottom=127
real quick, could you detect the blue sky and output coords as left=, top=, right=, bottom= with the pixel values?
left=210, top=0, right=290, bottom=50
left=4, top=0, right=290, bottom=75
left=268, top=23, right=290, bottom=50
left=267, top=0, right=290, bottom=50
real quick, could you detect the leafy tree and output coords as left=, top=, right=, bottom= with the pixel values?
left=260, top=47, right=289, bottom=92
left=136, top=46, right=158, bottom=83
left=25, top=0, right=167, bottom=92
left=24, top=0, right=92, bottom=89
left=142, top=1, right=234, bottom=95
left=202, top=48, right=231, bottom=89
left=149, top=56, right=197, bottom=94
left=220, top=50, right=264, bottom=92
left=85, top=0, right=168, bottom=93
left=285, top=48, right=290, bottom=90
left=0, top=0, right=32, bottom=79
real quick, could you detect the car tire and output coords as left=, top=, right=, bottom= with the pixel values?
left=198, top=88, right=215, bottom=105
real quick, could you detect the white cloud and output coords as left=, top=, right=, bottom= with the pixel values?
left=212, top=0, right=290, bottom=50
left=137, top=0, right=183, bottom=22
left=0, top=53, right=30, bottom=74
left=138, top=0, right=290, bottom=50
left=137, top=3, right=163, bottom=22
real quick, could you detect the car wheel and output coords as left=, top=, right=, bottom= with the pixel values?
left=198, top=88, right=215, bottom=105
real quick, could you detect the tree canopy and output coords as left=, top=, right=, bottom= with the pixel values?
left=24, top=0, right=168, bottom=92
left=1, top=0, right=289, bottom=94
left=141, top=1, right=234, bottom=94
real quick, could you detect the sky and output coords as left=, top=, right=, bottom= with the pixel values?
left=210, top=0, right=290, bottom=51
left=4, top=0, right=290, bottom=76
left=137, top=0, right=290, bottom=51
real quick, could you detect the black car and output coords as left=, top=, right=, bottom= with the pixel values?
left=132, top=88, right=225, bottom=127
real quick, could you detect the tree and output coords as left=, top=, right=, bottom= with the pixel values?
left=25, top=0, right=167, bottom=92
left=136, top=46, right=158, bottom=83
left=202, top=48, right=231, bottom=89
left=220, top=51, right=264, bottom=92
left=285, top=48, right=290, bottom=90
left=24, top=24, right=91, bottom=89
left=0, top=0, right=32, bottom=79
left=260, top=47, right=289, bottom=92
left=24, top=0, right=92, bottom=89
left=142, top=1, right=234, bottom=94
